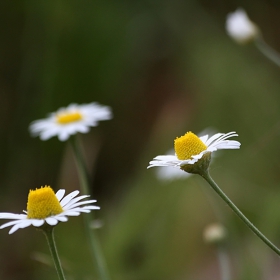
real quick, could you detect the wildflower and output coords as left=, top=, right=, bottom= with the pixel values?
left=0, top=186, right=99, bottom=234
left=226, top=8, right=259, bottom=44
left=203, top=223, right=227, bottom=244
left=29, top=102, right=112, bottom=141
left=155, top=129, right=217, bottom=181
left=148, top=131, right=240, bottom=174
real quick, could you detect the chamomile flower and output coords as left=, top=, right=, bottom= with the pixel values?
left=226, top=8, right=259, bottom=44
left=155, top=129, right=216, bottom=181
left=29, top=102, right=112, bottom=141
left=148, top=131, right=240, bottom=174
left=0, top=186, right=99, bottom=234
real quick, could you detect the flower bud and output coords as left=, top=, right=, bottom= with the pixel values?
left=226, top=8, right=259, bottom=44
left=203, top=223, right=227, bottom=244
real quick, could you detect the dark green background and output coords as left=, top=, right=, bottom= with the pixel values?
left=1, top=0, right=280, bottom=279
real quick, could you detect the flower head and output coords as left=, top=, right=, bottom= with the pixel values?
left=226, top=8, right=259, bottom=44
left=0, top=186, right=99, bottom=234
left=148, top=131, right=240, bottom=174
left=29, top=102, right=112, bottom=141
left=203, top=223, right=227, bottom=244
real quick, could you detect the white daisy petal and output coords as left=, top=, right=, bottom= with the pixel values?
left=148, top=161, right=169, bottom=167
left=31, top=219, right=45, bottom=227
left=8, top=220, right=33, bottom=234
left=69, top=206, right=100, bottom=212
left=46, top=217, right=59, bottom=226
left=9, top=227, right=19, bottom=234
left=56, top=189, right=66, bottom=201
left=205, top=133, right=224, bottom=146
left=73, top=209, right=91, bottom=213
left=55, top=216, right=68, bottom=222
left=18, top=220, right=34, bottom=229
left=62, top=211, right=81, bottom=216
left=76, top=125, right=90, bottom=133
left=210, top=132, right=238, bottom=145
left=58, top=131, right=70, bottom=141
left=148, top=154, right=181, bottom=169
left=0, top=213, right=27, bottom=219
left=62, top=195, right=90, bottom=210
left=199, top=135, right=209, bottom=143
left=207, top=146, right=218, bottom=152
left=40, top=128, right=60, bottom=141
left=153, top=155, right=178, bottom=161
left=79, top=205, right=100, bottom=210
left=60, top=190, right=80, bottom=207
left=64, top=199, right=98, bottom=210
left=0, top=220, right=26, bottom=229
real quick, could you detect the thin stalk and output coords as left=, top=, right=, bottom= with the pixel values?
left=42, top=227, right=66, bottom=280
left=70, top=136, right=111, bottom=280
left=217, top=247, right=231, bottom=280
left=70, top=136, right=91, bottom=196
left=255, top=36, right=280, bottom=68
left=201, top=170, right=280, bottom=256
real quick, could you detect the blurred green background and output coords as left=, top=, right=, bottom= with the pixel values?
left=1, top=0, right=280, bottom=279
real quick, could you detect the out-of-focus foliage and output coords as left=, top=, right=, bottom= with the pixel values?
left=1, top=0, right=280, bottom=279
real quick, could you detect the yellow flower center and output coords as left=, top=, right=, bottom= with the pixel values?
left=27, top=186, right=63, bottom=219
left=56, top=111, right=82, bottom=124
left=174, top=132, right=207, bottom=160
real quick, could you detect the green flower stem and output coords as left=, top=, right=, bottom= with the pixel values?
left=70, top=136, right=111, bottom=280
left=201, top=170, right=280, bottom=256
left=255, top=36, right=280, bottom=68
left=217, top=247, right=231, bottom=280
left=70, top=136, right=91, bottom=196
left=42, top=226, right=66, bottom=280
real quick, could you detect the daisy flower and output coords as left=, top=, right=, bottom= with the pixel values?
left=226, top=8, right=259, bottom=44
left=0, top=186, right=100, bottom=234
left=148, top=131, right=240, bottom=173
left=29, top=102, right=112, bottom=141
left=155, top=129, right=217, bottom=181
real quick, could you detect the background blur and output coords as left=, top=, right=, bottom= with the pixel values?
left=1, top=0, right=280, bottom=279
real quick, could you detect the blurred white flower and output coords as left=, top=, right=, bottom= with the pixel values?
left=29, top=102, right=112, bottom=141
left=203, top=223, right=227, bottom=244
left=0, top=186, right=99, bottom=234
left=226, top=8, right=259, bottom=44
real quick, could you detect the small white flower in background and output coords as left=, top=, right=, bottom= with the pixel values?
left=203, top=223, right=227, bottom=244
left=148, top=131, right=240, bottom=173
left=0, top=186, right=100, bottom=234
left=29, top=102, right=112, bottom=141
left=226, top=8, right=259, bottom=44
